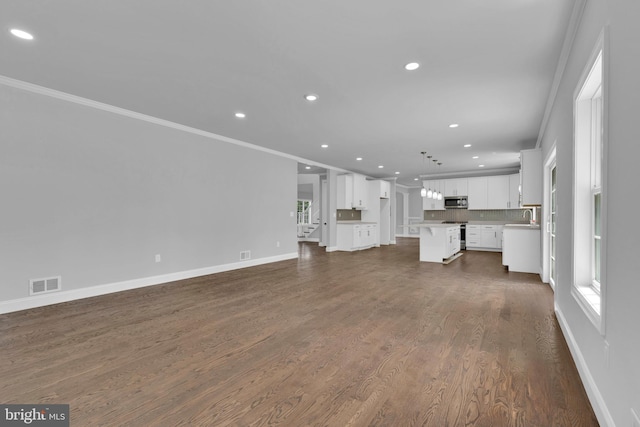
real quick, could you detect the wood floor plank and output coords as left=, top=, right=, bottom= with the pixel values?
left=0, top=239, right=598, bottom=426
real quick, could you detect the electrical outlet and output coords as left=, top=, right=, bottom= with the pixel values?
left=276, top=241, right=280, bottom=247
left=338, top=212, right=342, bottom=217
left=155, top=254, right=161, bottom=263
left=290, top=211, right=294, bottom=217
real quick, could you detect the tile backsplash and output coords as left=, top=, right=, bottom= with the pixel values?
left=337, top=209, right=362, bottom=221
left=423, top=208, right=538, bottom=223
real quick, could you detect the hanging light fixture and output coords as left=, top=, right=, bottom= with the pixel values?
left=432, top=159, right=439, bottom=199
left=420, top=152, right=432, bottom=198
left=437, top=162, right=444, bottom=200
left=426, top=154, right=434, bottom=198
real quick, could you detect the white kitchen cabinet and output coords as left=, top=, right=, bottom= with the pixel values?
left=508, top=173, right=521, bottom=208
left=422, top=180, right=445, bottom=210
left=352, top=174, right=368, bottom=209
left=467, top=224, right=503, bottom=251
left=444, top=178, right=468, bottom=196
left=337, top=174, right=354, bottom=209
left=446, top=227, right=461, bottom=258
left=486, top=175, right=509, bottom=209
left=378, top=180, right=391, bottom=198
left=419, top=225, right=460, bottom=263
left=520, top=149, right=542, bottom=205
left=337, top=173, right=368, bottom=209
left=337, top=223, right=377, bottom=251
left=467, top=177, right=488, bottom=209
left=502, top=225, right=541, bottom=273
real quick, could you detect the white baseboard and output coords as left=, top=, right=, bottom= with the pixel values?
left=297, top=237, right=320, bottom=242
left=555, top=305, right=615, bottom=427
left=326, top=246, right=339, bottom=252
left=0, top=252, right=298, bottom=315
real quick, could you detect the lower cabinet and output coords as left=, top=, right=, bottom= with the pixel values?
left=337, top=223, right=378, bottom=251
left=420, top=225, right=460, bottom=263
left=466, top=224, right=503, bottom=251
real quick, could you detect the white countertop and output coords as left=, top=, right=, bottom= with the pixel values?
left=407, top=223, right=461, bottom=228
left=503, top=223, right=541, bottom=230
left=337, top=221, right=377, bottom=225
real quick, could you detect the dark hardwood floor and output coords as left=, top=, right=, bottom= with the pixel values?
left=0, top=239, right=598, bottom=426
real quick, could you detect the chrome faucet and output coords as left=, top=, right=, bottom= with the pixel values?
left=523, top=209, right=533, bottom=224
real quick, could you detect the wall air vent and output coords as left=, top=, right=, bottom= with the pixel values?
left=240, top=251, right=251, bottom=261
left=29, top=276, right=62, bottom=296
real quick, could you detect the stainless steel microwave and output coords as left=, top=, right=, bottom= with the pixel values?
left=444, top=196, right=468, bottom=209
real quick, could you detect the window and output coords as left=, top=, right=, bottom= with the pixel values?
left=572, top=35, right=606, bottom=333
left=297, top=199, right=311, bottom=224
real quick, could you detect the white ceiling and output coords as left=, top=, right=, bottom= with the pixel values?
left=2, top=0, right=576, bottom=186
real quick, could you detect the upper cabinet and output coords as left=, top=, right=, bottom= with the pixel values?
left=520, top=149, right=542, bottom=205
left=337, top=174, right=354, bottom=209
left=337, top=175, right=389, bottom=209
left=486, top=176, right=509, bottom=209
left=508, top=173, right=521, bottom=208
left=444, top=178, right=468, bottom=197
left=352, top=174, right=368, bottom=209
left=379, top=180, right=391, bottom=199
left=337, top=173, right=368, bottom=209
left=468, top=173, right=521, bottom=210
left=467, top=177, right=488, bottom=209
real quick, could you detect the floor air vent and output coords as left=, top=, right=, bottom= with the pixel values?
left=240, top=250, right=251, bottom=261
left=30, top=276, right=62, bottom=296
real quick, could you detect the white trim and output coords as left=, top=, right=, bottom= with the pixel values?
left=0, top=75, right=351, bottom=175
left=325, top=246, right=339, bottom=252
left=555, top=305, right=615, bottom=427
left=536, top=0, right=587, bottom=148
left=0, top=252, right=297, bottom=315
left=542, top=144, right=557, bottom=286
left=571, top=28, right=608, bottom=335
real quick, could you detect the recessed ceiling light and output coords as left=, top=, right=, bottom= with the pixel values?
left=414, top=178, right=419, bottom=181
left=395, top=171, right=400, bottom=175
left=10, top=29, right=34, bottom=40
left=479, top=164, right=485, bottom=168
left=378, top=165, right=384, bottom=169
left=449, top=124, right=459, bottom=128
left=305, top=166, right=311, bottom=170
left=404, top=62, right=420, bottom=71
left=305, top=94, right=318, bottom=102
left=356, top=157, right=363, bottom=161
left=472, top=156, right=479, bottom=159
left=464, top=144, right=472, bottom=148
left=320, top=144, right=328, bottom=148
left=235, top=112, right=246, bottom=118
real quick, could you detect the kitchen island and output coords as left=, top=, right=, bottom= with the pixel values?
left=417, top=223, right=461, bottom=264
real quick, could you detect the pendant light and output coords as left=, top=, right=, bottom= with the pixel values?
left=432, top=159, right=439, bottom=199
left=420, top=152, right=433, bottom=198
left=437, top=162, right=444, bottom=200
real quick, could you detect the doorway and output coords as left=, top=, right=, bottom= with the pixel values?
left=542, top=147, right=557, bottom=289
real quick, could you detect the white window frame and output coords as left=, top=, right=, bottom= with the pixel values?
left=571, top=29, right=608, bottom=335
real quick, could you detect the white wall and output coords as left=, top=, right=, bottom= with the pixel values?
left=538, top=1, right=640, bottom=425
left=0, top=81, right=298, bottom=312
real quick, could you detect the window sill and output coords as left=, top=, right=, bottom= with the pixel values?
left=572, top=285, right=604, bottom=334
